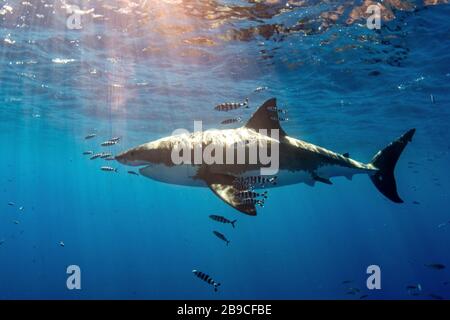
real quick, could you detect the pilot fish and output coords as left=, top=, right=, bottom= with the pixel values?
left=266, top=106, right=288, bottom=114
left=215, top=98, right=248, bottom=112
left=240, top=198, right=264, bottom=207
left=234, top=176, right=277, bottom=189
left=100, top=153, right=113, bottom=159
left=254, top=86, right=268, bottom=93
left=213, top=231, right=230, bottom=246
left=235, top=190, right=268, bottom=200
left=425, top=263, right=446, bottom=270
left=270, top=116, right=288, bottom=121
left=209, top=215, right=237, bottom=228
left=221, top=117, right=242, bottom=125
left=90, top=153, right=103, bottom=160
left=101, top=140, right=118, bottom=147
left=192, top=270, right=221, bottom=292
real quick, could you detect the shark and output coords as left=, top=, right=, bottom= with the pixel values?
left=116, top=98, right=415, bottom=216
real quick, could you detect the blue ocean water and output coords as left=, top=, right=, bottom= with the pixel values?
left=0, top=0, right=449, bottom=299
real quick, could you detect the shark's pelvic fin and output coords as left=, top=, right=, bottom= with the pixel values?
left=312, top=173, right=333, bottom=185
left=203, top=173, right=257, bottom=216
left=245, top=98, right=287, bottom=136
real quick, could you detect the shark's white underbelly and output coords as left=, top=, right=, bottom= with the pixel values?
left=139, top=164, right=206, bottom=187
left=139, top=163, right=372, bottom=188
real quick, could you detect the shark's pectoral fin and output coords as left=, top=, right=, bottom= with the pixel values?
left=312, top=173, right=333, bottom=185
left=203, top=173, right=257, bottom=216
left=208, top=183, right=257, bottom=216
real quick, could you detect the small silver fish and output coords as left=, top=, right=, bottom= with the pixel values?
left=438, top=222, right=447, bottom=229
left=100, top=153, right=113, bottom=159
left=85, top=133, right=96, bottom=140
left=234, top=176, right=277, bottom=189
left=8, top=202, right=15, bottom=206
left=221, top=117, right=242, bottom=125
left=192, top=270, right=221, bottom=292
left=240, top=198, right=264, bottom=207
left=215, top=98, right=249, bottom=112
left=101, top=166, right=118, bottom=173
left=235, top=190, right=268, bottom=199
left=270, top=116, right=288, bottom=121
left=109, top=137, right=121, bottom=142
left=406, top=284, right=422, bottom=291
left=209, top=215, right=236, bottom=228
left=101, top=140, right=118, bottom=147
left=60, top=241, right=65, bottom=247
left=90, top=153, right=103, bottom=160
left=254, top=86, right=268, bottom=93
left=128, top=171, right=139, bottom=176
left=430, top=94, right=435, bottom=104
left=425, top=263, right=446, bottom=270
left=213, top=231, right=230, bottom=246
left=82, top=151, right=94, bottom=155
left=267, top=106, right=288, bottom=114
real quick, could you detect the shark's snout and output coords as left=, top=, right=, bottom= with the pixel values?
left=114, top=152, right=127, bottom=164
left=114, top=148, right=152, bottom=167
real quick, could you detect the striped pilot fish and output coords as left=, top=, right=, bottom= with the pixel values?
left=221, top=117, right=242, bottom=125
left=90, top=153, right=104, bottom=160
left=233, top=176, right=277, bottom=189
left=101, top=140, right=118, bottom=147
left=270, top=116, right=288, bottom=121
left=100, top=153, right=113, bottom=159
left=215, top=98, right=249, bottom=112
left=240, top=198, right=264, bottom=207
left=209, top=215, right=237, bottom=228
left=254, top=86, right=268, bottom=93
left=101, top=166, right=118, bottom=173
left=235, top=190, right=268, bottom=200
left=192, top=270, right=221, bottom=292
left=213, top=231, right=230, bottom=246
left=267, top=106, right=288, bottom=114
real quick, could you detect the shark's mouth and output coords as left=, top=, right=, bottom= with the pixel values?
left=115, top=154, right=152, bottom=167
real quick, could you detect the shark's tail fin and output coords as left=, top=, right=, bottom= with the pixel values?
left=369, top=129, right=416, bottom=203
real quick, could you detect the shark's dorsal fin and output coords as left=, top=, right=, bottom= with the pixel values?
left=245, top=98, right=287, bottom=136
